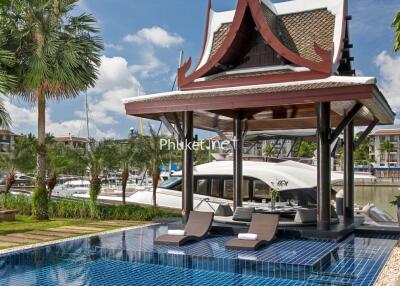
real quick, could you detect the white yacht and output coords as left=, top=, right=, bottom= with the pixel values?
left=74, top=160, right=375, bottom=212
left=53, top=179, right=90, bottom=197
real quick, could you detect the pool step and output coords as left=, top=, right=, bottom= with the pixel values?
left=307, top=271, right=356, bottom=286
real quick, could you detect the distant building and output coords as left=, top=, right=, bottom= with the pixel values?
left=369, top=129, right=400, bottom=167
left=0, top=130, right=20, bottom=154
left=54, top=135, right=89, bottom=149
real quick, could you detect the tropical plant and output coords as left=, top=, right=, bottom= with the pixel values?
left=0, top=30, right=13, bottom=128
left=137, top=127, right=179, bottom=207
left=262, top=143, right=276, bottom=156
left=114, top=140, right=138, bottom=205
left=354, top=131, right=371, bottom=166
left=194, top=141, right=211, bottom=165
left=0, top=194, right=180, bottom=220
left=394, top=11, right=400, bottom=52
left=76, top=140, right=108, bottom=218
left=270, top=179, right=288, bottom=204
left=380, top=140, right=394, bottom=166
left=1, top=0, right=102, bottom=220
left=0, top=135, right=36, bottom=193
left=294, top=141, right=317, bottom=158
left=390, top=195, right=400, bottom=207
left=46, top=142, right=85, bottom=198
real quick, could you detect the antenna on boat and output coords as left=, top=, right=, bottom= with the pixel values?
left=85, top=91, right=90, bottom=140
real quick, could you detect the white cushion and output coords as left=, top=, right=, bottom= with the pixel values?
left=167, top=229, right=185, bottom=236
left=294, top=208, right=317, bottom=223
left=238, top=233, right=258, bottom=240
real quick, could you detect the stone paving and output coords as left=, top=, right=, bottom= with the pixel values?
left=375, top=241, right=400, bottom=286
left=0, top=221, right=143, bottom=251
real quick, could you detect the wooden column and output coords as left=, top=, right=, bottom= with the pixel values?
left=182, top=111, right=193, bottom=221
left=233, top=117, right=243, bottom=210
left=317, top=102, right=331, bottom=230
left=344, top=120, right=354, bottom=223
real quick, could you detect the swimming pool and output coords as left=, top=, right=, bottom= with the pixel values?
left=0, top=224, right=398, bottom=285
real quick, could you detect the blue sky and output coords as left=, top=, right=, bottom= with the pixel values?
left=6, top=0, right=400, bottom=139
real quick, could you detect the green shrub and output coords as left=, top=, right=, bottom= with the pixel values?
left=0, top=194, right=179, bottom=221
left=0, top=194, right=32, bottom=215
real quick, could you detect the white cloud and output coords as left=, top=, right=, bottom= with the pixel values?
left=374, top=51, right=400, bottom=112
left=47, top=120, right=118, bottom=139
left=90, top=55, right=139, bottom=94
left=129, top=49, right=168, bottom=78
left=104, top=43, right=123, bottom=52
left=5, top=55, right=140, bottom=139
left=123, top=26, right=184, bottom=48
left=4, top=100, right=37, bottom=126
left=88, top=55, right=141, bottom=122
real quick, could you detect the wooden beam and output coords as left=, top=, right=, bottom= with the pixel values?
left=354, top=118, right=379, bottom=149
left=330, top=103, right=363, bottom=144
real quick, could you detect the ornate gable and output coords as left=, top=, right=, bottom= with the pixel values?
left=178, top=0, right=349, bottom=91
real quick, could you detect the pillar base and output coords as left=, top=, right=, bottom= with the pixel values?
left=317, top=221, right=331, bottom=231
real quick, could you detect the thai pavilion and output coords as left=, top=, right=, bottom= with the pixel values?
left=123, top=0, right=395, bottom=233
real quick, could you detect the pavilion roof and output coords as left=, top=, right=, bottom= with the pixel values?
left=123, top=0, right=395, bottom=133
left=124, top=76, right=395, bottom=132
left=177, top=0, right=351, bottom=90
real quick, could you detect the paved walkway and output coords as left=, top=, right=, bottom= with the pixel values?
left=0, top=220, right=143, bottom=250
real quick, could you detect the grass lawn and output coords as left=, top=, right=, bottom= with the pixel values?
left=0, top=215, right=149, bottom=251
left=0, top=215, right=94, bottom=235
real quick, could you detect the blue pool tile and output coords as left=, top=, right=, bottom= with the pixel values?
left=0, top=224, right=398, bottom=286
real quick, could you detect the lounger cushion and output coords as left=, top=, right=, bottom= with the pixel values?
left=215, top=203, right=233, bottom=217
left=294, top=208, right=317, bottom=223
left=167, top=229, right=185, bottom=236
left=232, top=207, right=255, bottom=222
left=238, top=233, right=258, bottom=240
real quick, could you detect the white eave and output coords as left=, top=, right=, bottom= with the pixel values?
left=197, top=9, right=235, bottom=70
left=123, top=76, right=376, bottom=104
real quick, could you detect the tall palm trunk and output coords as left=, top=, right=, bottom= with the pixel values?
left=121, top=167, right=129, bottom=205
left=152, top=166, right=160, bottom=208
left=89, top=175, right=101, bottom=219
left=47, top=173, right=58, bottom=199
left=32, top=89, right=49, bottom=220
left=5, top=173, right=15, bottom=193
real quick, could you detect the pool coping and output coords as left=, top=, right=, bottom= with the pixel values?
left=374, top=241, right=400, bottom=286
left=0, top=222, right=159, bottom=257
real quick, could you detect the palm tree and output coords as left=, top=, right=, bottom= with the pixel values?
left=0, top=135, right=36, bottom=193
left=116, top=141, right=135, bottom=205
left=0, top=30, right=13, bottom=128
left=77, top=140, right=107, bottom=218
left=137, top=127, right=179, bottom=207
left=2, top=0, right=102, bottom=219
left=380, top=140, right=394, bottom=167
left=394, top=11, right=400, bottom=52
left=46, top=142, right=84, bottom=198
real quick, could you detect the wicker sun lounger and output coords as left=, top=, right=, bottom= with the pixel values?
left=154, top=211, right=214, bottom=246
left=225, top=213, right=279, bottom=250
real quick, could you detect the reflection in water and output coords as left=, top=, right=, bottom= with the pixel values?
left=354, top=185, right=400, bottom=221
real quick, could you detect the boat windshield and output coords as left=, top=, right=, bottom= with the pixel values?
left=158, top=176, right=182, bottom=189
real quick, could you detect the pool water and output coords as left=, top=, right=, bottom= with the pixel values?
left=0, top=225, right=398, bottom=286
